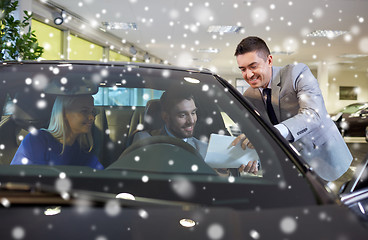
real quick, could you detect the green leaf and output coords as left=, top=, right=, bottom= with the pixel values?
left=0, top=0, right=43, bottom=61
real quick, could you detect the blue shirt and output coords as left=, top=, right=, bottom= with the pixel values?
left=11, top=130, right=103, bottom=169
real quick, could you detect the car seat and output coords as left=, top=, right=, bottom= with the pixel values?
left=125, top=99, right=163, bottom=147
left=141, top=99, right=164, bottom=131
left=0, top=91, right=54, bottom=165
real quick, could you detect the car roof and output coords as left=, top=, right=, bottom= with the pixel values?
left=1, top=60, right=215, bottom=74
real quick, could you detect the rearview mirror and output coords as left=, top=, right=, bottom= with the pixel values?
left=45, top=78, right=98, bottom=95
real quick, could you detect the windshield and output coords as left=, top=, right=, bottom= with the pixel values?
left=338, top=103, right=368, bottom=114
left=0, top=62, right=322, bottom=209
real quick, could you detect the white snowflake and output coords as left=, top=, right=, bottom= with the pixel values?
left=55, top=177, right=72, bottom=193
left=279, top=216, right=297, bottom=234
left=138, top=209, right=149, bottom=219
left=249, top=229, right=260, bottom=239
left=104, top=199, right=121, bottom=217
left=251, top=7, right=268, bottom=26
left=207, top=223, right=225, bottom=240
left=1, top=198, right=10, bottom=207
left=142, top=175, right=149, bottom=183
left=171, top=176, right=195, bottom=199
left=12, top=226, right=25, bottom=239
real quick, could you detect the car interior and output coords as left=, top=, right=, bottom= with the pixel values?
left=0, top=85, right=231, bottom=169
left=0, top=64, right=299, bottom=185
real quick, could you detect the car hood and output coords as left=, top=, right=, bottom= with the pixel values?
left=0, top=203, right=366, bottom=239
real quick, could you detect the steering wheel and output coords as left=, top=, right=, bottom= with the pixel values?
left=106, top=136, right=216, bottom=175
left=121, top=136, right=204, bottom=160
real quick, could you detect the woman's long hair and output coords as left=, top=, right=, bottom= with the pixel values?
left=46, top=95, right=94, bottom=154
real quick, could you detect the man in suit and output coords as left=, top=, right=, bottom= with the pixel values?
left=133, top=91, right=259, bottom=175
left=233, top=36, right=352, bottom=181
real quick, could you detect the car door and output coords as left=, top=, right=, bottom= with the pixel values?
left=346, top=107, right=368, bottom=137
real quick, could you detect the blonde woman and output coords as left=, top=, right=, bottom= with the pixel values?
left=11, top=95, right=103, bottom=169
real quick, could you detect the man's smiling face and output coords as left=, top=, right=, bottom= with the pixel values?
left=236, top=51, right=273, bottom=89
left=163, top=98, right=197, bottom=139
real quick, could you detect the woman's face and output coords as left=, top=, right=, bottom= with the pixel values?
left=65, top=96, right=95, bottom=137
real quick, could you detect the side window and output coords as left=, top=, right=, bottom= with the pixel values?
left=220, top=112, right=242, bottom=137
left=93, top=87, right=164, bottom=106
left=2, top=94, right=14, bottom=116
left=210, top=111, right=263, bottom=178
left=201, top=85, right=288, bottom=182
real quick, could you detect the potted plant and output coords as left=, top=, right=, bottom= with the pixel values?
left=0, top=0, right=43, bottom=61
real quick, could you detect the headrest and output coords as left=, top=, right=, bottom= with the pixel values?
left=143, top=99, right=164, bottom=131
left=12, top=91, right=55, bottom=129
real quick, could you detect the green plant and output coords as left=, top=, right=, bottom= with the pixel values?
left=0, top=0, right=43, bottom=61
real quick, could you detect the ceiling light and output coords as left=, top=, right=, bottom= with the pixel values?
left=102, top=22, right=137, bottom=30
left=337, top=61, right=354, bottom=64
left=307, top=30, right=348, bottom=38
left=197, top=48, right=220, bottom=53
left=129, top=45, right=137, bottom=55
left=53, top=10, right=64, bottom=25
left=243, top=0, right=257, bottom=4
left=339, top=54, right=368, bottom=58
left=208, top=25, right=243, bottom=33
left=192, top=58, right=211, bottom=62
left=271, top=51, right=294, bottom=55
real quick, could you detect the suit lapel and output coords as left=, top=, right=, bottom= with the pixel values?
left=271, top=66, right=281, bottom=121
left=245, top=88, right=267, bottom=117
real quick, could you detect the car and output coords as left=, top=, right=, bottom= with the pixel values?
left=331, top=102, right=368, bottom=121
left=332, top=102, right=368, bottom=138
left=0, top=60, right=367, bottom=239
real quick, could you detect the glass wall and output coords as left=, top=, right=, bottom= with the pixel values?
left=31, top=20, right=62, bottom=60
left=32, top=20, right=132, bottom=62
left=68, top=35, right=104, bottom=60
left=94, top=87, right=164, bottom=107
left=109, top=50, right=130, bottom=62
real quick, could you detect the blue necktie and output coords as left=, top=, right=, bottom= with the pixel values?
left=263, top=88, right=278, bottom=125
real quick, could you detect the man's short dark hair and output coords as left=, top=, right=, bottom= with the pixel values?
left=160, top=91, right=195, bottom=113
left=234, top=36, right=270, bottom=61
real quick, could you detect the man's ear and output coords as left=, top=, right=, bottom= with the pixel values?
left=267, top=54, right=273, bottom=66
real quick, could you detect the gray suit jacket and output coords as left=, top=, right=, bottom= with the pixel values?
left=132, top=128, right=208, bottom=159
left=244, top=63, right=352, bottom=181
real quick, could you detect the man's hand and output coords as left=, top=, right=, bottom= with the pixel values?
left=231, top=133, right=254, bottom=150
left=239, top=160, right=258, bottom=175
left=232, top=134, right=257, bottom=174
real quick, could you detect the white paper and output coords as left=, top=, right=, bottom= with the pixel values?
left=204, top=133, right=259, bottom=168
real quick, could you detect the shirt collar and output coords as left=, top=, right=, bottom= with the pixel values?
left=164, top=125, right=188, bottom=142
left=259, top=78, right=272, bottom=94
left=259, top=68, right=274, bottom=92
